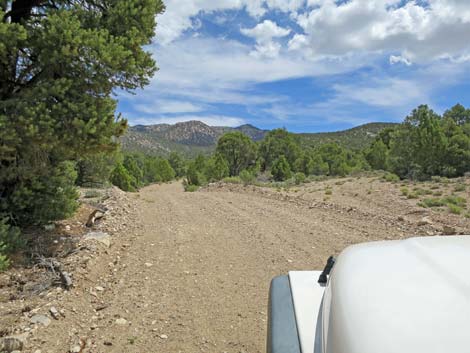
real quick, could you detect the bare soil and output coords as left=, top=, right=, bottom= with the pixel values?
left=1, top=177, right=470, bottom=352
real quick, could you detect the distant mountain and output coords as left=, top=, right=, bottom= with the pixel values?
left=120, top=120, right=268, bottom=157
left=120, top=120, right=397, bottom=157
left=297, top=122, right=398, bottom=150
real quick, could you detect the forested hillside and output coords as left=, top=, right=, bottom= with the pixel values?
left=120, top=120, right=395, bottom=157
left=297, top=122, right=398, bottom=150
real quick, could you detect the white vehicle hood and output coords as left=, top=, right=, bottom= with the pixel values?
left=324, top=235, right=470, bottom=353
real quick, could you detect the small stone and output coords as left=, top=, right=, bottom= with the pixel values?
left=144, top=263, right=153, bottom=267
left=65, top=225, right=71, bottom=231
left=34, top=350, right=42, bottom=353
left=442, top=225, right=456, bottom=235
left=49, top=306, right=60, bottom=320
left=115, top=318, right=127, bottom=325
left=70, top=345, right=81, bottom=353
left=104, top=341, right=113, bottom=346
left=44, top=224, right=55, bottom=231
left=30, top=314, right=51, bottom=327
left=0, top=337, right=23, bottom=352
left=397, top=216, right=405, bottom=222
left=95, top=286, right=104, bottom=292
left=417, top=217, right=432, bottom=226
left=0, top=333, right=28, bottom=352
left=159, top=334, right=168, bottom=339
left=84, top=231, right=111, bottom=247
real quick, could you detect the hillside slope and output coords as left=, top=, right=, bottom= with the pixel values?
left=120, top=120, right=397, bottom=156
left=297, top=122, right=397, bottom=150
left=120, top=121, right=269, bottom=157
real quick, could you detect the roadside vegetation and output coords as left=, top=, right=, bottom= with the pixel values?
left=183, top=104, right=470, bottom=189
left=0, top=0, right=165, bottom=270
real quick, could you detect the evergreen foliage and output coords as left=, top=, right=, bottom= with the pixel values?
left=205, top=153, right=229, bottom=182
left=0, top=0, right=164, bottom=247
left=271, top=155, right=292, bottom=181
left=216, top=132, right=257, bottom=176
left=111, top=163, right=137, bottom=192
left=77, top=152, right=120, bottom=187
left=378, top=104, right=470, bottom=179
left=259, top=129, right=300, bottom=170
left=168, top=152, right=187, bottom=178
left=239, top=169, right=256, bottom=185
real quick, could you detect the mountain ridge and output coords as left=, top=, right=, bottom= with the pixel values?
left=121, top=120, right=397, bottom=157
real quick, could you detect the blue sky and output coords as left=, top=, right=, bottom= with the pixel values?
left=117, top=0, right=470, bottom=133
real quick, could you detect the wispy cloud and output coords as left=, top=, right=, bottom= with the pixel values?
left=127, top=114, right=246, bottom=127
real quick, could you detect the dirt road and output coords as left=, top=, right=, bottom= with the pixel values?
left=5, top=178, right=470, bottom=352
left=65, top=181, right=410, bottom=353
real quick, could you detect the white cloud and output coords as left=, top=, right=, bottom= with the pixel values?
left=389, top=55, right=412, bottom=66
left=241, top=20, right=291, bottom=58
left=134, top=100, right=204, bottom=114
left=241, top=20, right=291, bottom=41
left=156, top=0, right=267, bottom=45
left=155, top=0, right=309, bottom=45
left=332, top=78, right=429, bottom=108
left=291, top=0, right=470, bottom=63
left=129, top=115, right=245, bottom=127
left=146, top=37, right=365, bottom=103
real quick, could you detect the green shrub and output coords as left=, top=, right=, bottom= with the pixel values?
left=205, top=153, right=229, bottom=182
left=222, top=176, right=242, bottom=184
left=418, top=198, right=445, bottom=208
left=442, top=195, right=466, bottom=207
left=0, top=251, right=9, bottom=272
left=84, top=190, right=101, bottom=199
left=431, top=176, right=450, bottom=184
left=77, top=152, right=118, bottom=188
left=418, top=195, right=467, bottom=209
left=7, top=161, right=80, bottom=226
left=400, top=187, right=409, bottom=196
left=184, top=184, right=199, bottom=192
left=168, top=152, right=187, bottom=178
left=239, top=170, right=255, bottom=185
left=185, top=162, right=204, bottom=186
left=407, top=192, right=419, bottom=199
left=413, top=188, right=432, bottom=196
left=325, top=188, right=333, bottom=195
left=123, top=154, right=144, bottom=188
left=111, top=163, right=136, bottom=192
left=155, top=158, right=176, bottom=182
left=271, top=155, right=292, bottom=181
left=433, top=191, right=443, bottom=196
left=448, top=204, right=463, bottom=215
left=0, top=217, right=23, bottom=272
left=383, top=172, right=400, bottom=182
left=454, top=184, right=467, bottom=192
left=294, top=172, right=306, bottom=185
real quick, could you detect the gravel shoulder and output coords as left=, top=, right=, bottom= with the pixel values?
left=1, top=177, right=469, bottom=352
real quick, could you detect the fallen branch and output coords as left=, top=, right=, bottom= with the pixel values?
left=35, top=256, right=73, bottom=290
left=86, top=209, right=106, bottom=227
